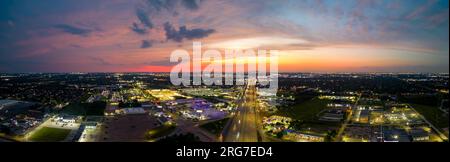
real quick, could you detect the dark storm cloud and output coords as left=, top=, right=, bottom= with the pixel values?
left=181, top=0, right=201, bottom=10
left=53, top=24, right=92, bottom=36
left=130, top=0, right=204, bottom=35
left=144, top=0, right=202, bottom=11
left=146, top=59, right=177, bottom=66
left=130, top=22, right=147, bottom=34
left=141, top=40, right=153, bottom=48
left=145, top=0, right=177, bottom=11
left=163, top=22, right=215, bottom=42
left=136, top=8, right=153, bottom=28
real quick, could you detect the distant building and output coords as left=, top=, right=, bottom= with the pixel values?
left=84, top=122, right=98, bottom=129
left=284, top=131, right=324, bottom=142
left=359, top=110, right=370, bottom=124
left=157, top=117, right=170, bottom=125
left=319, top=108, right=345, bottom=122
left=410, top=129, right=429, bottom=142
left=104, top=104, right=119, bottom=116
left=141, top=102, right=155, bottom=109
left=63, top=117, right=76, bottom=123
left=55, top=115, right=77, bottom=123
left=118, top=108, right=146, bottom=115
left=383, top=128, right=411, bottom=142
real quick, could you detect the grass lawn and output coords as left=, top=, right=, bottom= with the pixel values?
left=29, top=127, right=72, bottom=142
left=145, top=124, right=177, bottom=141
left=410, top=104, right=449, bottom=129
left=61, top=101, right=106, bottom=116
left=277, top=97, right=330, bottom=121
left=200, top=118, right=230, bottom=136
left=61, top=103, right=85, bottom=115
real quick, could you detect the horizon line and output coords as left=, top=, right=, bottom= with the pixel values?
left=1, top=71, right=449, bottom=74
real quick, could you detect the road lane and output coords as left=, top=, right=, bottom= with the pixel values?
left=224, top=83, right=259, bottom=142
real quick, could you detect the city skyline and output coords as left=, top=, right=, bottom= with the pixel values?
left=1, top=0, right=449, bottom=73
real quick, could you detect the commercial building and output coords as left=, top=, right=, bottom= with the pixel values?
left=358, top=110, right=370, bottom=124
left=117, top=108, right=146, bottom=115
left=55, top=115, right=78, bottom=123
left=410, top=129, right=430, bottom=142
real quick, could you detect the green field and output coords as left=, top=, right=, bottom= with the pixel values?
left=61, top=101, right=106, bottom=116
left=277, top=98, right=330, bottom=121
left=410, top=104, right=449, bottom=129
left=29, top=127, right=72, bottom=142
left=145, top=124, right=177, bottom=141
left=200, top=118, right=230, bottom=136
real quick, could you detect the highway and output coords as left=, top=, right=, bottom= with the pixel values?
left=223, top=83, right=259, bottom=142
left=336, top=93, right=361, bottom=141
left=408, top=104, right=448, bottom=141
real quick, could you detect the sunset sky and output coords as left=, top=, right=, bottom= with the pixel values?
left=0, top=0, right=449, bottom=73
